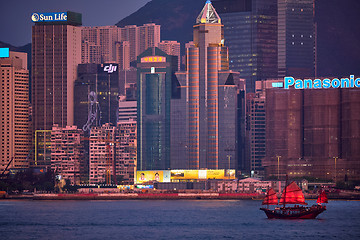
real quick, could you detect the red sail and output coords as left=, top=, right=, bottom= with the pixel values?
left=262, top=188, right=278, bottom=205
left=317, top=191, right=328, bottom=204
left=279, top=181, right=307, bottom=205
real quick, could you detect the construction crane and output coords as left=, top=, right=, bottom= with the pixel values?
left=0, top=155, right=16, bottom=179
left=82, top=132, right=121, bottom=185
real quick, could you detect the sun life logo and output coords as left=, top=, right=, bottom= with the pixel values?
left=32, top=13, right=40, bottom=22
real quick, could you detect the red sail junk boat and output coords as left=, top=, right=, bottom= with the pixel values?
left=260, top=182, right=327, bottom=219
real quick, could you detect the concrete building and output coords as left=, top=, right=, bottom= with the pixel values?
left=116, top=41, right=130, bottom=70
left=0, top=51, right=31, bottom=172
left=81, top=26, right=121, bottom=64
left=34, top=130, right=52, bottom=168
left=118, top=97, right=137, bottom=122
left=158, top=40, right=181, bottom=71
left=51, top=125, right=85, bottom=185
left=32, top=11, right=82, bottom=131
left=115, top=121, right=137, bottom=184
left=89, top=123, right=116, bottom=184
left=263, top=80, right=360, bottom=181
left=138, top=24, right=161, bottom=58
left=120, top=25, right=138, bottom=63
left=213, top=0, right=278, bottom=93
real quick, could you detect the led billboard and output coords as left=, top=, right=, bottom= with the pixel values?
left=0, top=48, right=9, bottom=58
left=136, top=170, right=171, bottom=184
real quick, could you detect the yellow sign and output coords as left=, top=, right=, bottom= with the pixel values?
left=141, top=56, right=166, bottom=63
left=136, top=170, right=171, bottom=184
left=136, top=169, right=236, bottom=183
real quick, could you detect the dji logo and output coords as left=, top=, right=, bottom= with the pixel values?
left=103, top=64, right=117, bottom=73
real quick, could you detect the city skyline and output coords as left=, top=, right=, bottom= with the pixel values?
left=0, top=0, right=359, bottom=184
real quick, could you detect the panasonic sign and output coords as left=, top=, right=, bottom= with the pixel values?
left=31, top=12, right=67, bottom=23
left=284, top=75, right=360, bottom=89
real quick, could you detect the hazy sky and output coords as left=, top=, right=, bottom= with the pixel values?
left=0, top=0, right=151, bottom=46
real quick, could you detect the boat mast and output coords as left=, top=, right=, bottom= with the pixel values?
left=283, top=175, right=288, bottom=208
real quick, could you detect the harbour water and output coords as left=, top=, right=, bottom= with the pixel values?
left=1, top=200, right=359, bottom=239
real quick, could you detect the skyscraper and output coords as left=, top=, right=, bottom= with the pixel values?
left=158, top=40, right=181, bottom=71
left=263, top=81, right=360, bottom=181
left=137, top=48, right=178, bottom=170
left=179, top=1, right=240, bottom=170
left=0, top=51, right=31, bottom=173
left=212, top=0, right=278, bottom=93
left=74, top=63, right=120, bottom=132
left=81, top=26, right=121, bottom=64
left=32, top=11, right=82, bottom=131
left=277, top=0, right=315, bottom=78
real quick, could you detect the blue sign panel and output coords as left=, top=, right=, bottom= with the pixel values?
left=31, top=12, right=68, bottom=23
left=272, top=82, right=283, bottom=88
left=0, top=48, right=9, bottom=58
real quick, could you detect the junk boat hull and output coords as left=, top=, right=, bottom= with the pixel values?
left=260, top=205, right=326, bottom=219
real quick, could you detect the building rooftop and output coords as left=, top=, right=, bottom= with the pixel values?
left=196, top=0, right=221, bottom=24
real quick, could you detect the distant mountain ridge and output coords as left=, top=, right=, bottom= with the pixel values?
left=116, top=0, right=203, bottom=55
left=116, top=0, right=360, bottom=77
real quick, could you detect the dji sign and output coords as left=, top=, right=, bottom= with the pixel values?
left=103, top=64, right=117, bottom=74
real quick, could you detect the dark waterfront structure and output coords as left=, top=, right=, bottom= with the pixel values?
left=277, top=0, right=315, bottom=78
left=136, top=48, right=178, bottom=170
left=32, top=12, right=82, bottom=131
left=264, top=85, right=360, bottom=181
left=212, top=0, right=278, bottom=93
left=74, top=63, right=120, bottom=132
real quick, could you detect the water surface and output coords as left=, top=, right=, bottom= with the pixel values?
left=0, top=200, right=359, bottom=239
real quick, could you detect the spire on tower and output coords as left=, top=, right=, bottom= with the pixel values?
left=196, top=0, right=221, bottom=24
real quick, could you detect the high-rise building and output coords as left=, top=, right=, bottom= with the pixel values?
left=74, top=63, right=120, bottom=132
left=213, top=0, right=278, bottom=93
left=263, top=80, right=360, bottom=181
left=158, top=40, right=181, bottom=71
left=32, top=11, right=82, bottom=131
left=138, top=24, right=161, bottom=57
left=51, top=125, right=85, bottom=185
left=120, top=25, right=138, bottom=63
left=277, top=0, right=315, bottom=78
left=0, top=51, right=31, bottom=173
left=81, top=26, right=121, bottom=64
left=89, top=123, right=116, bottom=184
left=116, top=41, right=130, bottom=70
left=34, top=130, right=52, bottom=168
left=245, top=80, right=280, bottom=177
left=118, top=97, right=137, bottom=122
left=179, top=1, right=239, bottom=169
left=137, top=48, right=178, bottom=170
left=115, top=121, right=137, bottom=184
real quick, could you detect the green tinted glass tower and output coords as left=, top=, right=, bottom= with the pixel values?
left=137, top=47, right=177, bottom=170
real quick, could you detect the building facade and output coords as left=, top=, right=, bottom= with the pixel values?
left=137, top=47, right=178, bottom=170
left=74, top=63, right=120, bottom=132
left=89, top=123, right=116, bottom=184
left=213, top=0, right=278, bottom=93
left=180, top=1, right=239, bottom=170
left=51, top=125, right=85, bottom=185
left=0, top=51, right=31, bottom=173
left=115, top=121, right=137, bottom=184
left=277, top=0, right=315, bottom=78
left=263, top=81, right=360, bottom=181
left=32, top=11, right=82, bottom=131
left=158, top=40, right=181, bottom=71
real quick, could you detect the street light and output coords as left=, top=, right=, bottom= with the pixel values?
left=276, top=156, right=281, bottom=180
left=333, top=157, right=338, bottom=183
